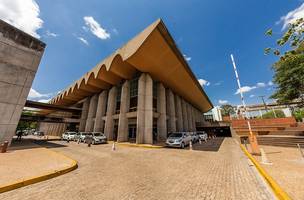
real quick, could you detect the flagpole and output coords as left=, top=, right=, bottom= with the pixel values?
left=230, top=54, right=260, bottom=155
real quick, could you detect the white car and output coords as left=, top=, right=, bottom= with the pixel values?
left=198, top=132, right=208, bottom=141
left=190, top=132, right=199, bottom=143
left=166, top=132, right=192, bottom=149
left=62, top=132, right=77, bottom=140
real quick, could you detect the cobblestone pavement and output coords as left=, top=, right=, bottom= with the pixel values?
left=255, top=145, right=304, bottom=200
left=0, top=138, right=275, bottom=200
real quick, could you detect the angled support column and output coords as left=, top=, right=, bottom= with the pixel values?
left=104, top=86, right=117, bottom=140
left=166, top=89, right=176, bottom=133
left=94, top=90, right=108, bottom=132
left=186, top=102, right=192, bottom=131
left=85, top=94, right=98, bottom=132
left=79, top=97, right=90, bottom=132
left=191, top=106, right=196, bottom=131
left=117, top=80, right=130, bottom=142
left=136, top=73, right=153, bottom=144
left=157, top=82, right=167, bottom=141
left=175, top=95, right=183, bottom=132
left=181, top=99, right=188, bottom=131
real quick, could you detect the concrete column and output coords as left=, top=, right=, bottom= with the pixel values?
left=136, top=73, right=153, bottom=144
left=157, top=82, right=167, bottom=141
left=93, top=90, right=108, bottom=132
left=175, top=95, right=183, bottom=132
left=166, top=89, right=176, bottom=133
left=85, top=94, right=98, bottom=132
left=79, top=97, right=90, bottom=131
left=117, top=80, right=130, bottom=142
left=104, top=87, right=117, bottom=140
left=191, top=106, right=196, bottom=131
left=186, top=102, right=192, bottom=131
left=181, top=99, right=188, bottom=131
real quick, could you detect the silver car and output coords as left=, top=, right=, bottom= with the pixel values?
left=91, top=132, right=107, bottom=144
left=166, top=132, right=192, bottom=149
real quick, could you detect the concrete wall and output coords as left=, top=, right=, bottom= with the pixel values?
left=0, top=20, right=45, bottom=144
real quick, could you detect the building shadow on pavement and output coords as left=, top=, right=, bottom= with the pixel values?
left=189, top=137, right=225, bottom=152
left=9, top=137, right=67, bottom=151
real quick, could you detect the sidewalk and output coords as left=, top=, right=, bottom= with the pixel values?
left=254, top=145, right=304, bottom=200
left=0, top=139, right=77, bottom=192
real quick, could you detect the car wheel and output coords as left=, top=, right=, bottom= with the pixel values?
left=181, top=142, right=185, bottom=149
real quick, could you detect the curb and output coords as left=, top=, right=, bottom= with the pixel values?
left=108, top=141, right=164, bottom=149
left=0, top=148, right=78, bottom=194
left=239, top=144, right=292, bottom=200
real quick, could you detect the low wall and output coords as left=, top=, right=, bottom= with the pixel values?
left=231, top=117, right=297, bottom=128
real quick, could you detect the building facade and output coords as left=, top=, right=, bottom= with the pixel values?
left=42, top=19, right=213, bottom=144
left=0, top=20, right=45, bottom=144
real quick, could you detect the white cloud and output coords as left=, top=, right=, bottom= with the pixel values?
left=214, top=81, right=222, bottom=86
left=249, top=94, right=255, bottom=98
left=235, top=86, right=257, bottom=94
left=38, top=99, right=51, bottom=103
left=45, top=30, right=58, bottom=37
left=112, top=28, right=119, bottom=35
left=268, top=81, right=274, bottom=86
left=198, top=79, right=210, bottom=87
left=256, top=82, right=266, bottom=88
left=277, top=3, right=304, bottom=30
left=218, top=99, right=228, bottom=104
left=28, top=88, right=51, bottom=99
left=183, top=54, right=191, bottom=61
left=77, top=37, right=89, bottom=45
left=83, top=16, right=110, bottom=40
left=0, top=0, right=43, bottom=38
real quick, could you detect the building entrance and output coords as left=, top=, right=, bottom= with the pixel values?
left=128, top=124, right=136, bottom=143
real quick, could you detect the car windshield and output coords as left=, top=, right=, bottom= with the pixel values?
left=69, top=132, right=76, bottom=135
left=87, top=133, right=93, bottom=136
left=169, top=133, right=183, bottom=138
left=93, top=133, right=103, bottom=136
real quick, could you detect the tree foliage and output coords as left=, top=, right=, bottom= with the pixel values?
left=265, top=18, right=304, bottom=105
left=220, top=104, right=235, bottom=116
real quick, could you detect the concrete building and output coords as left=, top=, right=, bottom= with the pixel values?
left=0, top=20, right=45, bottom=144
left=42, top=19, right=213, bottom=144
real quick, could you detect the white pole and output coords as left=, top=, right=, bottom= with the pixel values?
left=230, top=54, right=253, bottom=137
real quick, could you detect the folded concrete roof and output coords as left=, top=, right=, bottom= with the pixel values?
left=50, top=19, right=213, bottom=112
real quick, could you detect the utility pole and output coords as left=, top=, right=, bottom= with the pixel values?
left=230, top=54, right=260, bottom=155
left=259, top=95, right=268, bottom=112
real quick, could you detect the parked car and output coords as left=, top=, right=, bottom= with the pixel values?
left=34, top=131, right=44, bottom=136
left=78, top=132, right=90, bottom=142
left=165, top=132, right=192, bottom=149
left=62, top=132, right=77, bottom=140
left=198, top=131, right=208, bottom=141
left=190, top=132, right=199, bottom=143
left=91, top=132, right=107, bottom=144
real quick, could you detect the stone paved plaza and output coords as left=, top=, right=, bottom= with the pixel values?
left=0, top=138, right=275, bottom=200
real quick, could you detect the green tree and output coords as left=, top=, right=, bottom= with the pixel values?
left=260, top=110, right=285, bottom=119
left=220, top=104, right=235, bottom=116
left=265, top=18, right=304, bottom=105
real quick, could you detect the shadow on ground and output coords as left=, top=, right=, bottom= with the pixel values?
left=188, top=137, right=225, bottom=152
left=9, top=137, right=67, bottom=151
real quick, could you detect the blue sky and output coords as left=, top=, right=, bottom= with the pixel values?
left=1, top=0, right=303, bottom=107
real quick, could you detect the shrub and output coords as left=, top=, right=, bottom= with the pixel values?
left=261, top=110, right=285, bottom=119
left=293, top=109, right=304, bottom=122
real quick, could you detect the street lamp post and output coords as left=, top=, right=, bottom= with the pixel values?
left=230, top=54, right=260, bottom=155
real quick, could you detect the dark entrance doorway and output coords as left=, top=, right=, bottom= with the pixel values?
left=197, top=126, right=232, bottom=137
left=128, top=124, right=136, bottom=143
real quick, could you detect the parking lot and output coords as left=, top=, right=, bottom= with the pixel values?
left=0, top=137, right=274, bottom=200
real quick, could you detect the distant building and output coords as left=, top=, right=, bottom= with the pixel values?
left=0, top=19, right=46, bottom=144
left=40, top=19, right=213, bottom=144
